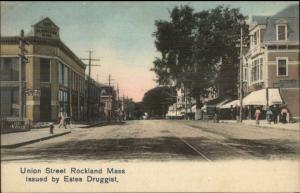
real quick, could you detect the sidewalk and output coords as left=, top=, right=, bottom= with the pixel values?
left=1, top=121, right=125, bottom=148
left=1, top=126, right=72, bottom=148
left=219, top=119, right=299, bottom=130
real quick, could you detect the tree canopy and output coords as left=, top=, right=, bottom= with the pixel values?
left=152, top=5, right=249, bottom=107
left=142, top=86, right=176, bottom=118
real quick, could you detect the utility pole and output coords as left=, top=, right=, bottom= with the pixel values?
left=18, top=29, right=29, bottom=121
left=80, top=50, right=100, bottom=121
left=239, top=27, right=243, bottom=123
left=108, top=74, right=114, bottom=86
left=107, top=74, right=114, bottom=121
left=185, top=87, right=188, bottom=120
left=117, top=83, right=120, bottom=101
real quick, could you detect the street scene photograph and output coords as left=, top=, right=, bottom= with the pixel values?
left=1, top=1, right=300, bottom=192
left=0, top=1, right=299, bottom=164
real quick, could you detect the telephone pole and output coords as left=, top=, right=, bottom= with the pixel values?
left=80, top=50, right=100, bottom=121
left=18, top=29, right=29, bottom=120
left=239, top=27, right=243, bottom=122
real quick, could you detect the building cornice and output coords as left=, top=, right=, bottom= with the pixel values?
left=0, top=36, right=86, bottom=69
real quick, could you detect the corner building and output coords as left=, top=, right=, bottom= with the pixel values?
left=0, top=17, right=86, bottom=122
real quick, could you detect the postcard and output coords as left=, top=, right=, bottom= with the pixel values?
left=1, top=1, right=299, bottom=192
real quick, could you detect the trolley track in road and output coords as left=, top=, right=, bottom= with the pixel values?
left=183, top=124, right=256, bottom=159
left=166, top=130, right=213, bottom=162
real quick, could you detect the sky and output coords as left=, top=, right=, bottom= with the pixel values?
left=1, top=1, right=298, bottom=101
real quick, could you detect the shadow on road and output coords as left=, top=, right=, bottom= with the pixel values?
left=2, top=136, right=299, bottom=161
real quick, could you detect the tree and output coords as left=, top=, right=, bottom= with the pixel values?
left=152, top=5, right=196, bottom=88
left=142, top=86, right=176, bottom=118
left=152, top=5, right=249, bottom=108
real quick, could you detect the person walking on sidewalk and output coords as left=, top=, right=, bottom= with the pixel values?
left=280, top=107, right=289, bottom=124
left=271, top=105, right=279, bottom=124
left=58, top=112, right=67, bottom=129
left=254, top=107, right=261, bottom=125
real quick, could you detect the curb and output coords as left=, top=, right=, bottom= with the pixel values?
left=1, top=131, right=71, bottom=149
left=219, top=121, right=298, bottom=131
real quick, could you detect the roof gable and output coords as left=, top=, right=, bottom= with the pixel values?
left=262, top=4, right=299, bottom=42
left=33, top=17, right=59, bottom=30
left=32, top=17, right=60, bottom=39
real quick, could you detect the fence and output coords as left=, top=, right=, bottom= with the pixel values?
left=0, top=118, right=32, bottom=133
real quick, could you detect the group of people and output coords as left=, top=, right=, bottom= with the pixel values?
left=255, top=105, right=290, bottom=125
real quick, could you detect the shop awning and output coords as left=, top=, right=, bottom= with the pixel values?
left=216, top=99, right=231, bottom=108
left=191, top=105, right=196, bottom=112
left=220, top=100, right=240, bottom=109
left=243, top=88, right=283, bottom=106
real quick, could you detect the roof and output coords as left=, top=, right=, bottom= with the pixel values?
left=33, top=17, right=59, bottom=30
left=273, top=4, right=299, bottom=18
left=220, top=100, right=240, bottom=109
left=252, top=16, right=268, bottom=25
left=0, top=36, right=86, bottom=69
left=264, top=4, right=299, bottom=41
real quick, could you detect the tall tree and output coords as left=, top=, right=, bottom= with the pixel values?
left=142, top=86, right=176, bottom=118
left=152, top=5, right=249, bottom=108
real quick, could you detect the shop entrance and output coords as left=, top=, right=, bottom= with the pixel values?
left=40, top=87, right=51, bottom=122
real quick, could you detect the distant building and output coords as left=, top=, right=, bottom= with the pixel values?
left=244, top=4, right=299, bottom=120
left=99, top=85, right=117, bottom=121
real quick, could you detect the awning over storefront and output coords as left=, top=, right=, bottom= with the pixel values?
left=192, top=105, right=196, bottom=113
left=220, top=100, right=240, bottom=109
left=216, top=99, right=231, bottom=108
left=243, top=88, right=283, bottom=106
left=201, top=98, right=231, bottom=110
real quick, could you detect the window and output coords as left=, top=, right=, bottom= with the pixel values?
left=0, top=87, right=19, bottom=117
left=0, top=57, right=22, bottom=81
left=58, top=90, right=69, bottom=113
left=64, top=66, right=68, bottom=87
left=252, top=60, right=257, bottom=82
left=58, top=62, right=64, bottom=85
left=259, top=58, right=263, bottom=80
left=243, top=66, right=248, bottom=82
left=251, top=58, right=264, bottom=82
left=277, top=24, right=287, bottom=41
left=277, top=58, right=288, bottom=76
left=253, top=31, right=258, bottom=45
left=40, top=58, right=50, bottom=82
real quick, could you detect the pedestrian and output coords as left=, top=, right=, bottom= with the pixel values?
left=272, top=105, right=279, bottom=124
left=230, top=105, right=234, bottom=120
left=58, top=112, right=66, bottom=129
left=254, top=107, right=261, bottom=125
left=266, top=107, right=273, bottom=124
left=49, top=123, right=54, bottom=134
left=214, top=108, right=220, bottom=123
left=280, top=107, right=289, bottom=124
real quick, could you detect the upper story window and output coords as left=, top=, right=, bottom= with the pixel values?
left=253, top=31, right=258, bottom=45
left=251, top=57, right=263, bottom=83
left=64, top=65, right=69, bottom=87
left=58, top=62, right=63, bottom=85
left=0, top=57, right=25, bottom=81
left=243, top=66, right=248, bottom=82
left=277, top=57, right=288, bottom=76
left=276, top=24, right=287, bottom=41
left=40, top=58, right=50, bottom=82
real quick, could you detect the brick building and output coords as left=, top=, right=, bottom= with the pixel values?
left=244, top=4, right=299, bottom=120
